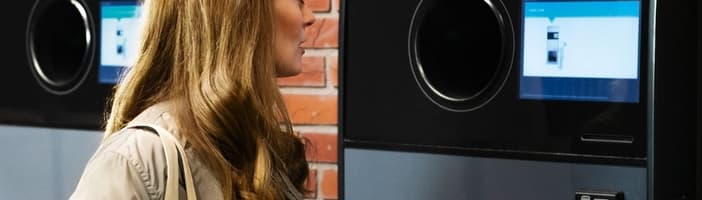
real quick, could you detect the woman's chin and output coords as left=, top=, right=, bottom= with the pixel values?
left=276, top=66, right=302, bottom=78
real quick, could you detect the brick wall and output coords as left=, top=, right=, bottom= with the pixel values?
left=276, top=0, right=340, bottom=199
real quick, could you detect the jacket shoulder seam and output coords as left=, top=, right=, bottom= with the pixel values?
left=102, top=130, right=163, bottom=200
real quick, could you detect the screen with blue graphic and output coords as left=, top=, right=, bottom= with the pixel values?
left=99, top=1, right=141, bottom=84
left=520, top=0, right=640, bottom=103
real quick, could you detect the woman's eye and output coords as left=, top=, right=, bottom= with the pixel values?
left=298, top=0, right=305, bottom=6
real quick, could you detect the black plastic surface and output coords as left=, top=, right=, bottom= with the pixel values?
left=0, top=0, right=137, bottom=130
left=342, top=0, right=647, bottom=165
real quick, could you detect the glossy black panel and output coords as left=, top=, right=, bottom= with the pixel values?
left=339, top=0, right=700, bottom=199
left=342, top=0, right=647, bottom=165
left=0, top=0, right=137, bottom=130
left=648, top=0, right=699, bottom=198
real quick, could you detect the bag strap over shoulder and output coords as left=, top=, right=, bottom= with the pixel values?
left=125, top=123, right=198, bottom=200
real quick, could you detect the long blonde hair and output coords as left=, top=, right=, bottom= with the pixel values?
left=104, top=0, right=308, bottom=199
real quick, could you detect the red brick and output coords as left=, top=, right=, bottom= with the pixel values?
left=302, top=133, right=337, bottom=163
left=307, top=0, right=330, bottom=12
left=277, top=56, right=326, bottom=87
left=283, top=94, right=338, bottom=125
left=329, top=56, right=338, bottom=87
left=321, top=170, right=338, bottom=199
left=335, top=0, right=340, bottom=12
left=302, top=18, right=339, bottom=48
left=305, top=169, right=318, bottom=198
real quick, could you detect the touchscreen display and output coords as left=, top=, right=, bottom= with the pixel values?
left=99, top=1, right=141, bottom=84
left=520, top=0, right=640, bottom=103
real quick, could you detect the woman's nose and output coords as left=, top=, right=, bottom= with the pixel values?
left=302, top=4, right=316, bottom=27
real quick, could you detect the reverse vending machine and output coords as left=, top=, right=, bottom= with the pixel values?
left=0, top=0, right=140, bottom=129
left=340, top=0, right=700, bottom=199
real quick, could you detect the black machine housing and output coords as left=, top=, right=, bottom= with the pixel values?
left=340, top=0, right=699, bottom=198
left=0, top=0, right=138, bottom=130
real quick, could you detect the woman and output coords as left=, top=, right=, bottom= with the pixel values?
left=70, top=0, right=316, bottom=199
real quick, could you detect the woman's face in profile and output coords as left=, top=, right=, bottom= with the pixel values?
left=274, top=0, right=316, bottom=77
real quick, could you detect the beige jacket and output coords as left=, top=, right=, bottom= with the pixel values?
left=70, top=102, right=223, bottom=200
